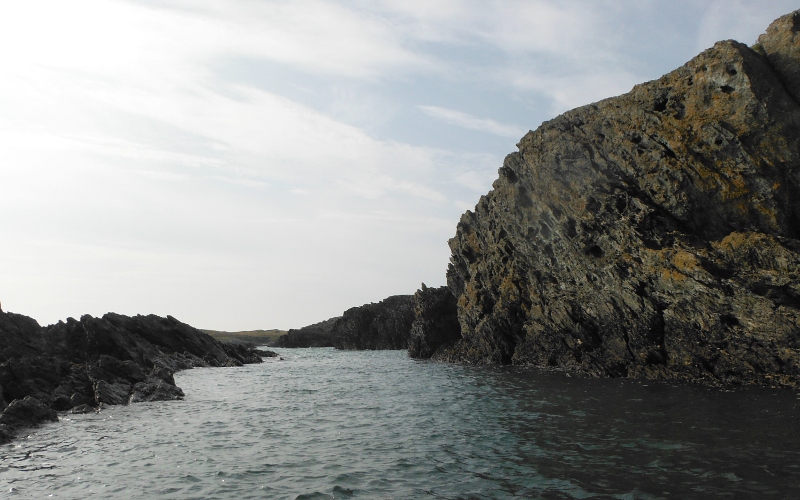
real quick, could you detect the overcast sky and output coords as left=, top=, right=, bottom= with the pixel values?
left=1, top=0, right=796, bottom=330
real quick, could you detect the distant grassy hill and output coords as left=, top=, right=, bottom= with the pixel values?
left=202, top=329, right=287, bottom=346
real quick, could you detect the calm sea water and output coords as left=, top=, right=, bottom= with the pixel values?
left=1, top=348, right=799, bottom=499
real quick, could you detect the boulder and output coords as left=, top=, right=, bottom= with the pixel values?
left=0, top=396, right=57, bottom=430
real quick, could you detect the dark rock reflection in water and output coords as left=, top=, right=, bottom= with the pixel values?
left=1, top=348, right=798, bottom=499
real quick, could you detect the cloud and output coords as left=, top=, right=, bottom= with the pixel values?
left=696, top=0, right=800, bottom=52
left=419, top=105, right=526, bottom=138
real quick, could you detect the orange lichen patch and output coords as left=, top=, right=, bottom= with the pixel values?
left=659, top=267, right=690, bottom=283
left=459, top=282, right=482, bottom=311
left=714, top=231, right=763, bottom=252
left=498, top=273, right=520, bottom=304
left=672, top=250, right=703, bottom=274
left=462, top=231, right=482, bottom=251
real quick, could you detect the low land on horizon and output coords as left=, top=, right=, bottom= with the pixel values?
left=202, top=329, right=287, bottom=345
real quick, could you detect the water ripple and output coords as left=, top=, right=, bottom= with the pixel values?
left=1, top=348, right=799, bottom=498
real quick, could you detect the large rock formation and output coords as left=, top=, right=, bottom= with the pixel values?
left=331, top=295, right=414, bottom=350
left=272, top=317, right=339, bottom=348
left=275, top=295, right=416, bottom=350
left=0, top=311, right=263, bottom=443
left=418, top=11, right=800, bottom=388
left=408, top=285, right=461, bottom=358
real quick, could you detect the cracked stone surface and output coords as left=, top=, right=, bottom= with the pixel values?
left=433, top=11, right=800, bottom=388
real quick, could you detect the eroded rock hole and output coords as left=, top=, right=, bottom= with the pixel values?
left=587, top=245, right=604, bottom=258
left=614, top=196, right=627, bottom=213
left=720, top=85, right=735, bottom=94
left=500, top=166, right=518, bottom=183
left=586, top=197, right=602, bottom=214
left=566, top=218, right=578, bottom=238
left=654, top=98, right=668, bottom=112
left=720, top=314, right=740, bottom=327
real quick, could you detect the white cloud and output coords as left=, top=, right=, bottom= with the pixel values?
left=697, top=0, right=800, bottom=52
left=419, top=105, right=526, bottom=139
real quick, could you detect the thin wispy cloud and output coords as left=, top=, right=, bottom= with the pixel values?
left=418, top=105, right=526, bottom=139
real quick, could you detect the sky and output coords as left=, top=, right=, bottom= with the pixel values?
left=0, top=0, right=796, bottom=330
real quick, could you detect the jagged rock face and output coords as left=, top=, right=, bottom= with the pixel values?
left=273, top=317, right=339, bottom=348
left=275, top=295, right=417, bottom=350
left=441, top=12, right=800, bottom=387
left=408, top=285, right=461, bottom=359
left=331, top=295, right=414, bottom=350
left=0, top=311, right=263, bottom=443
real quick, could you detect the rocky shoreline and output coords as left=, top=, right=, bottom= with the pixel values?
left=0, top=310, right=266, bottom=444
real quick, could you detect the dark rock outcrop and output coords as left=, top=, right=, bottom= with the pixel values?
left=408, top=284, right=461, bottom=358
left=0, top=310, right=263, bottom=444
left=272, top=317, right=340, bottom=347
left=275, top=295, right=417, bottom=350
left=0, top=396, right=58, bottom=442
left=420, top=11, right=800, bottom=388
left=331, top=295, right=414, bottom=350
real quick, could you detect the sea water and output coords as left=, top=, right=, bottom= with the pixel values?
left=1, top=348, right=799, bottom=499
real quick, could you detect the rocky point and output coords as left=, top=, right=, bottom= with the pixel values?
left=412, top=11, right=800, bottom=388
left=0, top=311, right=263, bottom=444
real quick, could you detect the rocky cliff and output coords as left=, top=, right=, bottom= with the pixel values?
left=272, top=317, right=339, bottom=348
left=415, top=11, right=800, bottom=388
left=331, top=295, right=414, bottom=350
left=0, top=311, right=263, bottom=443
left=275, top=295, right=415, bottom=350
left=408, top=285, right=461, bottom=358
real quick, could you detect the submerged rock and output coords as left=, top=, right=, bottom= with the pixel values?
left=422, top=11, right=800, bottom=388
left=0, top=310, right=264, bottom=444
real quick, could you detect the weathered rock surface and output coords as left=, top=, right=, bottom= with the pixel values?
left=408, top=284, right=461, bottom=359
left=0, top=310, right=263, bottom=444
left=421, top=11, right=800, bottom=388
left=275, top=295, right=416, bottom=350
left=272, top=317, right=340, bottom=347
left=0, top=396, right=58, bottom=442
left=331, top=295, right=414, bottom=350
